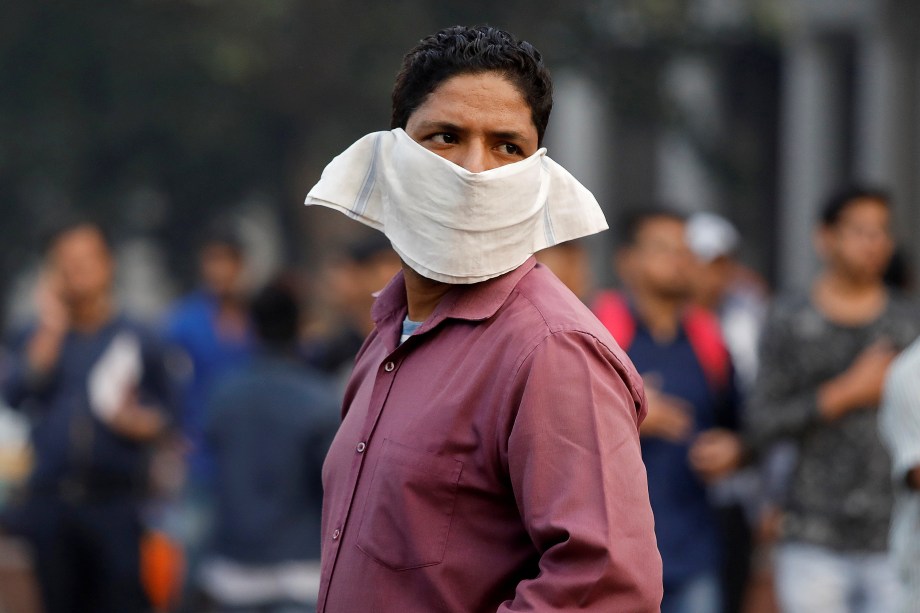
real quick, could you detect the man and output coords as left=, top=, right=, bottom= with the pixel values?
left=746, top=186, right=920, bottom=613
left=685, top=211, right=773, bottom=613
left=880, top=335, right=920, bottom=613
left=304, top=25, right=662, bottom=612
left=1, top=220, right=175, bottom=612
left=162, top=225, right=252, bottom=607
left=685, top=212, right=769, bottom=392
left=304, top=233, right=402, bottom=389
left=163, top=225, right=252, bottom=486
left=199, top=279, right=339, bottom=612
left=593, top=209, right=744, bottom=613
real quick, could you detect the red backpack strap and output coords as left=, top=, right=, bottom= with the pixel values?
left=592, top=291, right=636, bottom=351
left=682, top=306, right=731, bottom=392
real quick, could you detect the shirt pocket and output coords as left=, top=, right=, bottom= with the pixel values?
left=356, top=438, right=463, bottom=571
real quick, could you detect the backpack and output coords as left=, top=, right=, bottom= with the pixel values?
left=592, top=290, right=731, bottom=394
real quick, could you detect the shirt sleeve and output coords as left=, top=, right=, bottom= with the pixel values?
left=501, top=330, right=662, bottom=612
left=880, top=341, right=920, bottom=481
left=743, top=309, right=822, bottom=452
left=0, top=325, right=51, bottom=410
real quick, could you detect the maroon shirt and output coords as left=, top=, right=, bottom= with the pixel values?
left=319, top=258, right=662, bottom=611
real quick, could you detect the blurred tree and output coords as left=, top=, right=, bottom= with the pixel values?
left=0, top=0, right=784, bottom=323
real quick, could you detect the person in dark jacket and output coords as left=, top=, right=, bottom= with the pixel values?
left=1, top=220, right=176, bottom=613
left=199, top=278, right=339, bottom=612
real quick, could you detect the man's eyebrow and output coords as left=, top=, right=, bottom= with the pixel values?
left=413, top=120, right=466, bottom=133
left=412, top=121, right=530, bottom=142
left=490, top=130, right=529, bottom=142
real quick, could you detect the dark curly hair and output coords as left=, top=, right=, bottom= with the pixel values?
left=391, top=25, right=554, bottom=145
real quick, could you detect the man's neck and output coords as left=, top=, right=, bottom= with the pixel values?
left=69, top=294, right=114, bottom=334
left=402, top=265, right=452, bottom=322
left=818, top=268, right=882, bottom=295
left=631, top=289, right=683, bottom=343
left=213, top=290, right=244, bottom=311
left=213, top=293, right=248, bottom=340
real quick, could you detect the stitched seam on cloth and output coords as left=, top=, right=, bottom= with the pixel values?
left=542, top=199, right=556, bottom=245
left=352, top=133, right=382, bottom=218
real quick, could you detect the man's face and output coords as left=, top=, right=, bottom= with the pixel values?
left=404, top=71, right=538, bottom=172
left=620, top=217, right=694, bottom=300
left=48, top=226, right=114, bottom=305
left=819, top=198, right=893, bottom=282
left=200, top=243, right=245, bottom=299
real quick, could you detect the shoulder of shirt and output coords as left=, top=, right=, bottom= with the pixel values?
left=211, top=359, right=336, bottom=410
left=4, top=321, right=38, bottom=349
left=765, top=291, right=811, bottom=321
left=163, top=292, right=212, bottom=328
left=506, top=265, right=620, bottom=350
left=886, top=290, right=920, bottom=317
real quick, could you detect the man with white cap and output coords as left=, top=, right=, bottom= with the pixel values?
left=685, top=212, right=768, bottom=392
left=304, top=25, right=662, bottom=612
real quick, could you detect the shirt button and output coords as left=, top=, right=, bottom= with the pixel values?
left=332, top=528, right=341, bottom=540
left=356, top=442, right=367, bottom=453
left=384, top=361, right=395, bottom=372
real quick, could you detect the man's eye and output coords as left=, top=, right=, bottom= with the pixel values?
left=431, top=133, right=457, bottom=144
left=500, top=143, right=522, bottom=155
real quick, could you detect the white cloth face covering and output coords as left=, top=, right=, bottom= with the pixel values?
left=304, top=128, right=608, bottom=284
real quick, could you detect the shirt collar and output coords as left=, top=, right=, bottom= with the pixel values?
left=372, top=257, right=537, bottom=339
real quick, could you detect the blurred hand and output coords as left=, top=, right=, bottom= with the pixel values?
left=755, top=504, right=784, bottom=544
left=641, top=384, right=694, bottom=442
left=35, top=270, right=69, bottom=334
left=843, top=340, right=898, bottom=405
left=689, top=428, right=743, bottom=482
left=149, top=433, right=189, bottom=498
left=26, top=271, right=70, bottom=376
left=105, top=388, right=167, bottom=442
left=819, top=340, right=898, bottom=420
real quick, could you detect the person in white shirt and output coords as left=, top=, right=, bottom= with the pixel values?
left=880, top=335, right=920, bottom=613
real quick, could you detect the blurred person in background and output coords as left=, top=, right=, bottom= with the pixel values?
left=164, top=224, right=253, bottom=483
left=197, top=278, right=339, bottom=612
left=535, top=240, right=592, bottom=301
left=686, top=212, right=769, bottom=392
left=879, top=335, right=920, bottom=613
left=303, top=25, right=662, bottom=612
left=303, top=233, right=400, bottom=390
left=593, top=208, right=744, bottom=613
left=745, top=186, right=920, bottom=613
left=0, top=219, right=176, bottom=612
left=162, top=224, right=253, bottom=608
left=686, top=211, right=775, bottom=613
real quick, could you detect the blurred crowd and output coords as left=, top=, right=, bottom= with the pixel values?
left=0, top=183, right=918, bottom=613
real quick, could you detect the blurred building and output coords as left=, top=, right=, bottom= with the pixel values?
left=3, top=0, right=919, bottom=325
left=542, top=0, right=920, bottom=292
left=775, top=0, right=920, bottom=291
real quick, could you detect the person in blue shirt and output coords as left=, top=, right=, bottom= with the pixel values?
left=594, top=209, right=744, bottom=613
left=161, top=225, right=253, bottom=608
left=163, top=226, right=252, bottom=483
left=1, top=220, right=176, bottom=613
left=199, top=277, right=339, bottom=612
